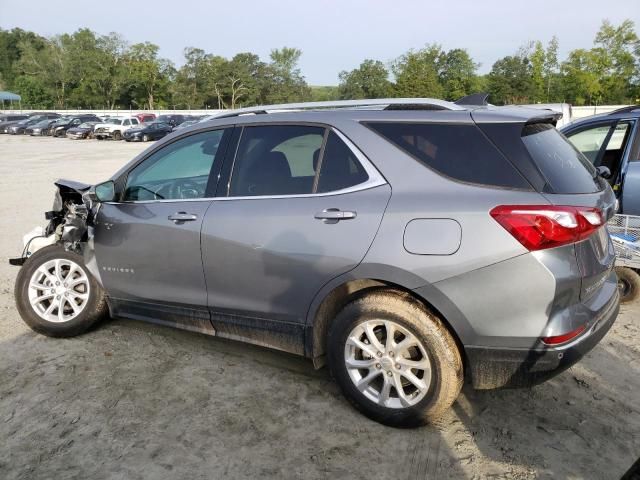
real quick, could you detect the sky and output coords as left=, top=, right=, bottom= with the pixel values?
left=1, top=0, right=639, bottom=85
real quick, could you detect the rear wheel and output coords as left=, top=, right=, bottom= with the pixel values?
left=328, top=289, right=463, bottom=427
left=14, top=245, right=108, bottom=337
left=616, top=267, right=640, bottom=303
left=143, top=134, right=150, bottom=142
left=112, top=131, right=122, bottom=141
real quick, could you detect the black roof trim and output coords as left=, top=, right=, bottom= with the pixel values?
left=607, top=105, right=640, bottom=115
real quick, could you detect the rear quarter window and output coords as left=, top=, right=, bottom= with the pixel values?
left=365, top=122, right=531, bottom=189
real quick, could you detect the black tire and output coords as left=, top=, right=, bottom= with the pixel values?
left=142, top=134, right=150, bottom=142
left=616, top=267, right=640, bottom=304
left=112, top=131, right=122, bottom=141
left=14, top=245, right=108, bottom=337
left=328, top=289, right=463, bottom=427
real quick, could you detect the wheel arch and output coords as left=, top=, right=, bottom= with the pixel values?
left=305, top=267, right=472, bottom=370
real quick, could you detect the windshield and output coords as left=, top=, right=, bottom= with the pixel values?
left=78, top=122, right=94, bottom=128
left=105, top=118, right=122, bottom=125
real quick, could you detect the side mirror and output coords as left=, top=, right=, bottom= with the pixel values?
left=94, top=180, right=116, bottom=202
left=597, top=166, right=612, bottom=179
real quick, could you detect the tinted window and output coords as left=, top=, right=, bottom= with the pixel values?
left=366, top=122, right=530, bottom=188
left=124, top=130, right=225, bottom=201
left=522, top=123, right=601, bottom=194
left=316, top=132, right=369, bottom=193
left=229, top=125, right=324, bottom=196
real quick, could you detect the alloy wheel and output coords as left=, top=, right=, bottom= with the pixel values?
left=27, top=258, right=90, bottom=323
left=344, top=319, right=432, bottom=408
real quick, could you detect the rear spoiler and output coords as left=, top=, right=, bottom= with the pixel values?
left=525, top=111, right=563, bottom=127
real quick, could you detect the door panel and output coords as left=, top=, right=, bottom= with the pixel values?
left=94, top=201, right=211, bottom=307
left=622, top=161, right=640, bottom=215
left=201, top=185, right=391, bottom=324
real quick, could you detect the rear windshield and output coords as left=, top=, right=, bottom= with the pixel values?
left=365, top=122, right=531, bottom=189
left=521, top=123, right=601, bottom=194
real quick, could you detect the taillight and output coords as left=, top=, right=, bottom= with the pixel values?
left=541, top=325, right=586, bottom=345
left=490, top=205, right=603, bottom=251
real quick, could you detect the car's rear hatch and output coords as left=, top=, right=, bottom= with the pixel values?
left=474, top=109, right=617, bottom=301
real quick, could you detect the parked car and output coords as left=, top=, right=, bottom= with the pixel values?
left=10, top=98, right=619, bottom=427
left=122, top=121, right=173, bottom=142
left=50, top=115, right=102, bottom=137
left=0, top=114, right=30, bottom=133
left=26, top=119, right=59, bottom=136
left=66, top=122, right=100, bottom=140
left=560, top=105, right=640, bottom=215
left=155, top=114, right=187, bottom=128
left=8, top=113, right=60, bottom=135
left=134, top=113, right=156, bottom=123
left=173, top=119, right=200, bottom=130
left=93, top=116, right=141, bottom=140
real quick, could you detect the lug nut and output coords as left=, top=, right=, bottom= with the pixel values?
left=375, top=363, right=381, bottom=369
left=63, top=283, right=67, bottom=288
left=395, top=364, right=401, bottom=369
left=389, top=351, right=394, bottom=357
left=55, top=281, right=60, bottom=286
left=50, top=289, right=55, bottom=294
left=376, top=352, right=383, bottom=358
left=386, top=371, right=393, bottom=376
left=56, top=295, right=61, bottom=300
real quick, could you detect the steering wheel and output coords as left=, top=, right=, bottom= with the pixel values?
left=173, top=179, right=202, bottom=199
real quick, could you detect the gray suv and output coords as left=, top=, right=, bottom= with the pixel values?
left=12, top=99, right=620, bottom=427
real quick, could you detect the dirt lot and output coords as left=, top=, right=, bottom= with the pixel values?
left=0, top=134, right=638, bottom=479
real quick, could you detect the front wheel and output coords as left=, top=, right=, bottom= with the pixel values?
left=14, top=245, right=108, bottom=337
left=616, top=267, right=640, bottom=303
left=328, top=289, right=463, bottom=427
left=112, top=131, right=122, bottom=141
left=142, top=134, right=150, bottom=142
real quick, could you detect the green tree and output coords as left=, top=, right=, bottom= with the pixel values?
left=561, top=48, right=603, bottom=105
left=530, top=41, right=546, bottom=102
left=265, top=47, right=310, bottom=103
left=487, top=54, right=534, bottom=104
left=544, top=36, right=560, bottom=101
left=127, top=42, right=173, bottom=109
left=392, top=45, right=443, bottom=98
left=437, top=48, right=479, bottom=100
left=12, top=75, right=52, bottom=108
left=338, top=59, right=393, bottom=99
left=593, top=19, right=639, bottom=103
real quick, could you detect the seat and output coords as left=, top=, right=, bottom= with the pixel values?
left=241, top=151, right=293, bottom=195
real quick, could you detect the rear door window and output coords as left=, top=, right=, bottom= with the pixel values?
left=566, top=124, right=613, bottom=164
left=365, top=122, right=530, bottom=189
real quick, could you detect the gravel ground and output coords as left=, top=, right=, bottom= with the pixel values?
left=0, top=135, right=638, bottom=480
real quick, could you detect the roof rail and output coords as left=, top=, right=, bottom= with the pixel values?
left=607, top=105, right=640, bottom=115
left=207, top=98, right=463, bottom=119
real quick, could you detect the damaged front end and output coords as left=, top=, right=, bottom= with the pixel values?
left=9, top=179, right=96, bottom=266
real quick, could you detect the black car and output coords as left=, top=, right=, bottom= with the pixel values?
left=155, top=114, right=187, bottom=128
left=0, top=114, right=29, bottom=133
left=8, top=113, right=60, bottom=135
left=123, top=121, right=173, bottom=142
left=50, top=115, right=102, bottom=137
left=66, top=122, right=100, bottom=140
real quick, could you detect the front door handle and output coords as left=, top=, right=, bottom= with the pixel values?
left=314, top=208, right=357, bottom=224
left=168, top=212, right=198, bottom=223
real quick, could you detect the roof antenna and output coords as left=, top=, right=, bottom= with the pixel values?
left=454, top=93, right=489, bottom=106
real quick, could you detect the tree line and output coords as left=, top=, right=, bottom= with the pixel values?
left=0, top=19, right=638, bottom=110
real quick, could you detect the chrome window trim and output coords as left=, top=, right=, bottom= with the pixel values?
left=116, top=126, right=387, bottom=204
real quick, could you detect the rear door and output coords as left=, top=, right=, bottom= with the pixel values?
left=201, top=124, right=390, bottom=353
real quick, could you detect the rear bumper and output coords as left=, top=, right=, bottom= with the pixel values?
left=465, top=288, right=619, bottom=389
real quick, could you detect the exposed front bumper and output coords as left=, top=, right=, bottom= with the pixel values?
left=465, top=288, right=619, bottom=389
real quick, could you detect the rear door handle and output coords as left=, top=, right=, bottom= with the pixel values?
left=314, top=208, right=357, bottom=224
left=168, top=212, right=198, bottom=223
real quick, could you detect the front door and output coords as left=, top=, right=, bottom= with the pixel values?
left=94, top=128, right=230, bottom=332
left=201, top=124, right=391, bottom=353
